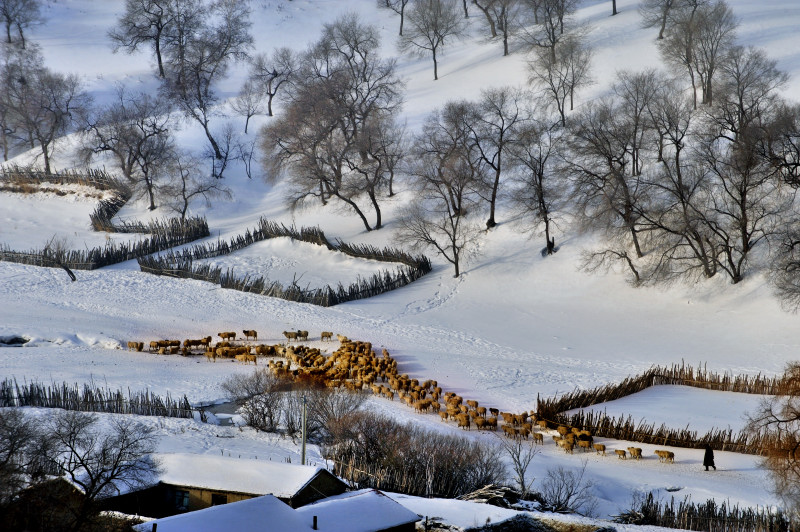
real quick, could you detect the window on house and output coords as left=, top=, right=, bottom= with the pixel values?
left=174, top=490, right=189, bottom=510
left=211, top=493, right=227, bottom=506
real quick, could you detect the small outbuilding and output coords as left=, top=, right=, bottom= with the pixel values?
left=103, top=453, right=348, bottom=518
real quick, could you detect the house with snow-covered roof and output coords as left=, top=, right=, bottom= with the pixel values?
left=132, top=494, right=310, bottom=532
left=103, top=453, right=347, bottom=518
left=133, top=489, right=421, bottom=532
left=296, top=489, right=421, bottom=532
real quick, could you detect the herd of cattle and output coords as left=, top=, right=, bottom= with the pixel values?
left=127, top=330, right=677, bottom=464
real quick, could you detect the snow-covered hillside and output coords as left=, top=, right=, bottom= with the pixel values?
left=2, top=0, right=799, bottom=523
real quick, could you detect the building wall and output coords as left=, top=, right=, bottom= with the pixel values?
left=101, top=483, right=257, bottom=518
left=289, top=472, right=348, bottom=508
left=184, top=487, right=254, bottom=511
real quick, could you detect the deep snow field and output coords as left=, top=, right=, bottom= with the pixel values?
left=2, top=0, right=800, bottom=525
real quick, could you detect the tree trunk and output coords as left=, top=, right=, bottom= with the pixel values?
left=335, top=192, right=373, bottom=232
left=658, top=4, right=670, bottom=39
left=705, top=77, right=713, bottom=106
left=145, top=177, right=157, bottom=211
left=59, top=262, right=76, bottom=282
left=1, top=128, right=8, bottom=161
left=368, top=190, right=382, bottom=230
left=5, top=21, right=11, bottom=43
left=432, top=48, right=439, bottom=80
left=473, top=1, right=497, bottom=37
left=486, top=169, right=501, bottom=229
left=612, top=0, right=618, bottom=16
left=155, top=35, right=165, bottom=78
left=42, top=143, right=52, bottom=175
left=203, top=123, right=223, bottom=160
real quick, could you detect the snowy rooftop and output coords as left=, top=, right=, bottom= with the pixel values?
left=132, top=490, right=421, bottom=532
left=151, top=453, right=336, bottom=498
left=132, top=494, right=310, bottom=532
left=295, top=489, right=421, bottom=532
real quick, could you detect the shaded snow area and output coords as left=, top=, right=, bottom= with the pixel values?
left=565, top=385, right=769, bottom=434
left=195, top=237, right=394, bottom=290
left=0, top=188, right=146, bottom=250
left=2, top=0, right=799, bottom=527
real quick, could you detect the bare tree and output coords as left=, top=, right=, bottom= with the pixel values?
left=527, top=31, right=592, bottom=126
left=222, top=369, right=291, bottom=433
left=563, top=97, right=647, bottom=259
left=305, top=386, right=368, bottom=442
left=496, top=434, right=538, bottom=498
left=261, top=13, right=403, bottom=231
left=520, top=0, right=577, bottom=62
left=372, top=116, right=407, bottom=197
left=467, top=86, right=528, bottom=229
left=396, top=102, right=484, bottom=277
left=236, top=135, right=258, bottom=179
left=42, top=234, right=77, bottom=281
left=657, top=0, right=732, bottom=108
left=690, top=0, right=737, bottom=106
left=519, top=0, right=542, bottom=25
left=472, top=0, right=497, bottom=37
left=6, top=60, right=90, bottom=174
left=398, top=0, right=466, bottom=81
left=494, top=0, right=522, bottom=56
left=160, top=151, right=231, bottom=219
left=472, top=0, right=522, bottom=56
left=377, top=0, right=410, bottom=36
left=160, top=0, right=252, bottom=166
left=538, top=462, right=597, bottom=516
left=231, top=78, right=264, bottom=134
left=108, top=0, right=178, bottom=78
left=696, top=45, right=791, bottom=284
left=772, top=225, right=800, bottom=313
left=657, top=0, right=703, bottom=108
left=341, top=113, right=407, bottom=228
left=46, top=411, right=160, bottom=532
left=509, top=116, right=562, bottom=254
left=81, top=86, right=174, bottom=210
left=637, top=76, right=719, bottom=282
left=639, top=0, right=677, bottom=40
left=0, top=42, right=40, bottom=160
left=0, top=0, right=41, bottom=49
left=746, top=363, right=800, bottom=520
left=0, top=409, right=53, bottom=508
left=763, top=102, right=800, bottom=187
left=613, top=69, right=660, bottom=177
left=246, top=47, right=296, bottom=117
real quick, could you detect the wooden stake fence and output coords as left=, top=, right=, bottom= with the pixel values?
left=0, top=378, right=196, bottom=419
left=615, top=492, right=793, bottom=531
left=138, top=217, right=432, bottom=307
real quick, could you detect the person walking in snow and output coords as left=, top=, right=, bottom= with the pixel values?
left=703, top=444, right=716, bottom=471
